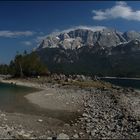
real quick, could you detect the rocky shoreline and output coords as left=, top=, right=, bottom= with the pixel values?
left=0, top=75, right=139, bottom=139
left=80, top=87, right=140, bottom=139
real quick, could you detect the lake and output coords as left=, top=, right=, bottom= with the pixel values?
left=0, top=82, right=40, bottom=114
left=101, top=77, right=140, bottom=89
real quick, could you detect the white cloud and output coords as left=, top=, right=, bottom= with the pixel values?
left=0, top=31, right=35, bottom=38
left=22, top=41, right=32, bottom=46
left=92, top=1, right=140, bottom=21
left=48, top=25, right=106, bottom=37
left=61, top=25, right=106, bottom=33
left=48, top=25, right=106, bottom=36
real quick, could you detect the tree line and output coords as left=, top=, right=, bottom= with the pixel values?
left=0, top=51, right=49, bottom=77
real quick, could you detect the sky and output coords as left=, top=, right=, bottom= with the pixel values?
left=1, top=1, right=140, bottom=64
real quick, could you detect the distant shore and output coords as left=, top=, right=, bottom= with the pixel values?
left=100, top=76, right=140, bottom=80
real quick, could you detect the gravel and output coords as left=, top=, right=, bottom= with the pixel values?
left=78, top=88, right=140, bottom=139
left=0, top=77, right=140, bottom=139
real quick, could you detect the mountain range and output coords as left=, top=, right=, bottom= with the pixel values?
left=35, top=27, right=140, bottom=77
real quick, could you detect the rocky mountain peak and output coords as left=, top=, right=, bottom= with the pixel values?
left=37, top=27, right=140, bottom=52
left=123, top=31, right=140, bottom=41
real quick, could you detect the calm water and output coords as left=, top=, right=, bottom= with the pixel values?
left=0, top=82, right=39, bottom=113
left=0, top=82, right=79, bottom=122
left=101, top=78, right=140, bottom=89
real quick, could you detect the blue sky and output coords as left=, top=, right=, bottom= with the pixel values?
left=1, top=1, right=140, bottom=63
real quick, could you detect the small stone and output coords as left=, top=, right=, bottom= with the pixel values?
left=73, top=134, right=79, bottom=139
left=17, top=130, right=27, bottom=138
left=86, top=129, right=90, bottom=134
left=57, top=133, right=69, bottom=139
left=79, top=132, right=84, bottom=135
left=70, top=120, right=73, bottom=123
left=39, top=135, right=47, bottom=139
left=74, top=123, right=77, bottom=126
left=19, top=130, right=25, bottom=135
left=47, top=137, right=52, bottom=140
left=1, top=114, right=6, bottom=117
left=85, top=119, right=90, bottom=123
left=77, top=109, right=81, bottom=112
left=18, top=125, right=22, bottom=129
left=90, top=130, right=96, bottom=137
left=64, top=123, right=70, bottom=127
left=47, top=130, right=51, bottom=134
left=72, top=96, right=75, bottom=99
left=37, top=119, right=43, bottom=122
left=22, top=133, right=31, bottom=138
left=82, top=113, right=88, bottom=117
left=4, top=118, right=7, bottom=121
left=28, top=130, right=33, bottom=134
